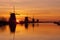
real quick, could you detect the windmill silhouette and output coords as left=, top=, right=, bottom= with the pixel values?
left=9, top=4, right=16, bottom=33
left=9, top=1, right=20, bottom=33
left=9, top=1, right=17, bottom=40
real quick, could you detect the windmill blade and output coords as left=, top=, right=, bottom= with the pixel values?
left=15, top=13, right=20, bottom=15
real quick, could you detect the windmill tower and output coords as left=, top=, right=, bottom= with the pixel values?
left=9, top=0, right=16, bottom=33
left=9, top=9, right=16, bottom=33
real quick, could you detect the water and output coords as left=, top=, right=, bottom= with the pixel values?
left=0, top=23, right=60, bottom=40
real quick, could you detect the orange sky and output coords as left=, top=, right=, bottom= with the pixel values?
left=0, top=0, right=60, bottom=20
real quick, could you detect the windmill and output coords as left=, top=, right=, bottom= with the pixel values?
left=9, top=0, right=20, bottom=32
left=8, top=0, right=20, bottom=40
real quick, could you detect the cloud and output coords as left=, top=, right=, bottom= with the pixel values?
left=0, top=0, right=60, bottom=8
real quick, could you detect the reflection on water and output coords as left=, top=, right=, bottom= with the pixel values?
left=0, top=25, right=6, bottom=32
left=0, top=23, right=60, bottom=40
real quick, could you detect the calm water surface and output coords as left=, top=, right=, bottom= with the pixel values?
left=0, top=23, right=60, bottom=40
